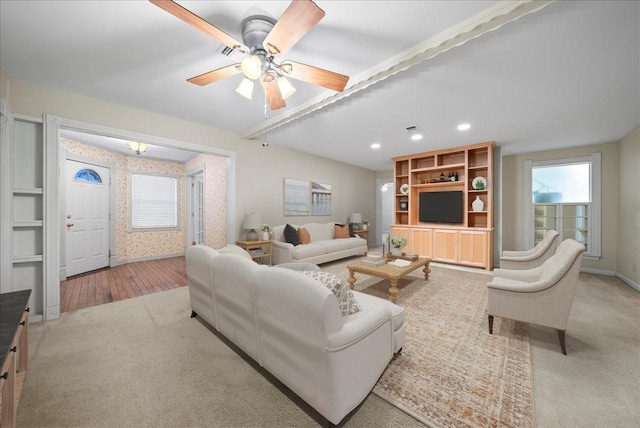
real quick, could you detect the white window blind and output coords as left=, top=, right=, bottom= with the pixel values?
left=131, top=173, right=178, bottom=229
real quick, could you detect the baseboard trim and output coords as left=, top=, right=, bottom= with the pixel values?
left=615, top=272, right=640, bottom=293
left=123, top=252, right=185, bottom=264
left=580, top=267, right=616, bottom=276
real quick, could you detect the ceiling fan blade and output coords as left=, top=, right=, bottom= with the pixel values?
left=187, top=64, right=241, bottom=86
left=260, top=75, right=286, bottom=110
left=280, top=60, right=349, bottom=92
left=150, top=0, right=248, bottom=53
left=262, top=0, right=325, bottom=57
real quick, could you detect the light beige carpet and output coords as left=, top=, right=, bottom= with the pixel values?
left=324, top=263, right=533, bottom=428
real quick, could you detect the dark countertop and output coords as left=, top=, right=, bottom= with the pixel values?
left=0, top=290, right=31, bottom=372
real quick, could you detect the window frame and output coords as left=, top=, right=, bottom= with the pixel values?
left=524, top=152, right=601, bottom=259
left=128, top=172, right=180, bottom=232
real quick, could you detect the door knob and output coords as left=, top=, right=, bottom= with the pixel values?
left=66, top=223, right=74, bottom=227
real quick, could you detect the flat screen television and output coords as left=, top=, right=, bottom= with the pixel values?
left=419, top=191, right=464, bottom=224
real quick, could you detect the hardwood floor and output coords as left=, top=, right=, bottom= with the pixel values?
left=60, top=256, right=187, bottom=313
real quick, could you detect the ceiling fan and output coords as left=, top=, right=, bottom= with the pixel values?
left=150, top=0, right=349, bottom=110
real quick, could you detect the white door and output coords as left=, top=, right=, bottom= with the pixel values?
left=189, top=172, right=205, bottom=246
left=65, top=160, right=110, bottom=277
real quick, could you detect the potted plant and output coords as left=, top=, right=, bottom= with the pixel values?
left=261, top=224, right=271, bottom=240
left=390, top=236, right=407, bottom=256
left=362, top=219, right=369, bottom=230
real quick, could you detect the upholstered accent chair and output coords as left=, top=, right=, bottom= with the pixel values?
left=500, top=229, right=559, bottom=270
left=487, top=239, right=585, bottom=355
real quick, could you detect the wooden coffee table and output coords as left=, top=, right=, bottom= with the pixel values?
left=347, top=257, right=431, bottom=303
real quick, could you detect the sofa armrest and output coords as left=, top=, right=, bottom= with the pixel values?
left=271, top=240, right=295, bottom=264
left=502, top=248, right=536, bottom=257
left=326, top=307, right=391, bottom=351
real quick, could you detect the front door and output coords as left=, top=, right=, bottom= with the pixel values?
left=65, top=160, right=110, bottom=277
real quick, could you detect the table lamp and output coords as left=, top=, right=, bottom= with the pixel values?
left=243, top=213, right=262, bottom=241
left=349, top=213, right=363, bottom=229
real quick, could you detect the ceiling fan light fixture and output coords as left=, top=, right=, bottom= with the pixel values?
left=277, top=76, right=296, bottom=99
left=236, top=78, right=254, bottom=99
left=127, top=141, right=148, bottom=155
left=240, top=55, right=263, bottom=80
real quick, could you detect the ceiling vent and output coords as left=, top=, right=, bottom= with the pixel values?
left=215, top=44, right=244, bottom=60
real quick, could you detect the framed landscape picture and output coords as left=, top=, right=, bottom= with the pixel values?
left=311, top=182, right=332, bottom=215
left=284, top=178, right=310, bottom=216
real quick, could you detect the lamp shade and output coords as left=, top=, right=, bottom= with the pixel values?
left=349, top=213, right=363, bottom=224
left=236, top=78, right=254, bottom=100
left=243, top=213, right=262, bottom=230
left=277, top=76, right=296, bottom=99
left=240, top=55, right=262, bottom=80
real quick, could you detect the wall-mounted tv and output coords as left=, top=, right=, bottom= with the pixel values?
left=419, top=191, right=464, bottom=224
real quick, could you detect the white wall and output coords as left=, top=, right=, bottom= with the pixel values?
left=617, top=125, right=640, bottom=285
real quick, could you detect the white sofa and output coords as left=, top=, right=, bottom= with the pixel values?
left=271, top=222, right=367, bottom=265
left=186, top=244, right=405, bottom=425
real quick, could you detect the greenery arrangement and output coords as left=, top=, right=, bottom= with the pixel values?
left=390, top=236, right=407, bottom=248
left=261, top=224, right=271, bottom=232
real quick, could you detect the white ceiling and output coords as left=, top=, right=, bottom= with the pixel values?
left=1, top=1, right=638, bottom=171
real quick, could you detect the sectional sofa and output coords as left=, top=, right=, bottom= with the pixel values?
left=185, top=244, right=405, bottom=424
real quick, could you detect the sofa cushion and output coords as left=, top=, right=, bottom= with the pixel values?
left=284, top=224, right=300, bottom=246
left=298, top=227, right=311, bottom=244
left=318, top=239, right=350, bottom=253
left=291, top=243, right=327, bottom=260
left=345, top=237, right=367, bottom=250
left=300, top=271, right=362, bottom=316
left=334, top=224, right=350, bottom=238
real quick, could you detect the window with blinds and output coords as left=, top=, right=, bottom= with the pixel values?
left=130, top=173, right=178, bottom=230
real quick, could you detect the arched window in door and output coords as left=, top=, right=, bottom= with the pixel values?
left=74, top=168, right=102, bottom=184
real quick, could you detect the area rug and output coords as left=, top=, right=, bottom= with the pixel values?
left=324, top=263, right=534, bottom=428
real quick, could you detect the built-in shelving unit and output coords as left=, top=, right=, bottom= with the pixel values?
left=2, top=113, right=46, bottom=321
left=391, top=141, right=495, bottom=270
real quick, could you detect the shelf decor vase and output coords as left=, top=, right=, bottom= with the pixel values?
left=472, top=196, right=484, bottom=212
left=391, top=247, right=403, bottom=256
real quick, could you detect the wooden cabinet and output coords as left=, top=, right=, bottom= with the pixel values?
left=391, top=141, right=495, bottom=270
left=0, top=290, right=31, bottom=428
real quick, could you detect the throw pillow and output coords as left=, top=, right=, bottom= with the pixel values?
left=336, top=223, right=356, bottom=237
left=334, top=224, right=350, bottom=239
left=298, top=227, right=311, bottom=245
left=284, top=224, right=300, bottom=246
left=300, top=271, right=362, bottom=316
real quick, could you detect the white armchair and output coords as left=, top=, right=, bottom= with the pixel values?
left=487, top=239, right=585, bottom=355
left=500, top=229, right=559, bottom=270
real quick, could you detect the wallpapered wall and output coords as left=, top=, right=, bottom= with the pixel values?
left=61, top=138, right=227, bottom=262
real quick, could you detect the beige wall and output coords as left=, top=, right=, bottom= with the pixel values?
left=616, top=125, right=640, bottom=284
left=502, top=141, right=621, bottom=273
left=2, top=75, right=376, bottom=250
left=235, top=141, right=377, bottom=240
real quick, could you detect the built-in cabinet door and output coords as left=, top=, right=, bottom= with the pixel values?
left=433, top=230, right=458, bottom=263
left=458, top=230, right=487, bottom=268
left=411, top=228, right=433, bottom=258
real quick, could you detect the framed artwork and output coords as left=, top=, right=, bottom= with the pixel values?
left=284, top=178, right=310, bottom=216
left=311, top=182, right=332, bottom=216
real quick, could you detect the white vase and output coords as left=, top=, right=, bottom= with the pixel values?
left=391, top=247, right=402, bottom=256
left=261, top=232, right=270, bottom=240
left=362, top=224, right=368, bottom=230
left=472, top=196, right=484, bottom=212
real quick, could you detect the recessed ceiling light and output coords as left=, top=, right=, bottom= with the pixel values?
left=457, top=123, right=471, bottom=131
left=410, top=133, right=423, bottom=141
left=371, top=143, right=381, bottom=149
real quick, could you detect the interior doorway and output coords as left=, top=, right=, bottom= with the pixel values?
left=376, top=179, right=394, bottom=247
left=187, top=170, right=205, bottom=246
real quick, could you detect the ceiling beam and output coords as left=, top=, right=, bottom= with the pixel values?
left=240, top=0, right=554, bottom=141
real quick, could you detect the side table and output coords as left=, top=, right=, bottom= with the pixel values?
left=236, top=240, right=272, bottom=265
left=353, top=229, right=369, bottom=247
